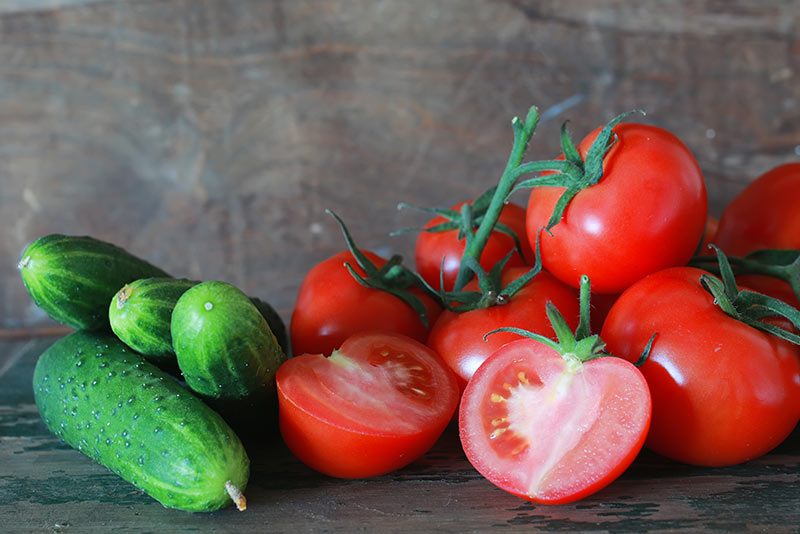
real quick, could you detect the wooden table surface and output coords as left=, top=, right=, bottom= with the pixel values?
left=2, top=335, right=799, bottom=533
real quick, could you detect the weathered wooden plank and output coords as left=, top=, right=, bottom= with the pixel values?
left=2, top=338, right=799, bottom=532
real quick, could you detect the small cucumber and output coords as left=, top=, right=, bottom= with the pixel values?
left=110, top=278, right=290, bottom=364
left=171, top=281, right=286, bottom=408
left=109, top=278, right=199, bottom=363
left=33, top=331, right=249, bottom=512
left=19, top=234, right=169, bottom=330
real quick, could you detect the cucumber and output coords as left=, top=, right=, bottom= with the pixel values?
left=32, top=331, right=249, bottom=512
left=19, top=234, right=169, bottom=330
left=110, top=278, right=290, bottom=364
left=171, top=281, right=286, bottom=431
left=109, top=278, right=198, bottom=363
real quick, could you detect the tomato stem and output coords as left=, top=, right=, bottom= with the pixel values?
left=452, top=107, right=541, bottom=292
left=508, top=110, right=645, bottom=234
left=698, top=246, right=800, bottom=344
left=326, top=209, right=438, bottom=328
left=691, top=247, right=800, bottom=306
left=484, top=275, right=608, bottom=363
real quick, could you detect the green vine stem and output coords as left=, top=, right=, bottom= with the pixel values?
left=450, top=107, right=542, bottom=292
left=698, top=245, right=800, bottom=345
left=392, top=185, right=529, bottom=264
left=690, top=247, right=800, bottom=305
left=507, top=110, right=645, bottom=233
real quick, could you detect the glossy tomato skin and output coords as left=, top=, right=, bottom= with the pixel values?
left=276, top=331, right=459, bottom=478
left=415, top=201, right=534, bottom=291
left=290, top=250, right=441, bottom=357
left=426, top=268, right=579, bottom=391
left=601, top=266, right=800, bottom=466
left=715, top=162, right=800, bottom=256
left=526, top=123, right=707, bottom=294
left=459, top=338, right=651, bottom=504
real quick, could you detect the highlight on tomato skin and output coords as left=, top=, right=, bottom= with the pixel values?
left=458, top=338, right=651, bottom=504
left=276, top=331, right=460, bottom=479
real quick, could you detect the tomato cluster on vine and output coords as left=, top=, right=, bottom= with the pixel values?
left=277, top=106, right=800, bottom=505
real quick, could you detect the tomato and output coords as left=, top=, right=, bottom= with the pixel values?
left=601, top=266, right=800, bottom=466
left=426, top=267, right=579, bottom=391
left=697, top=215, right=719, bottom=256
left=526, top=123, right=707, bottom=294
left=276, top=331, right=459, bottom=478
left=459, top=337, right=651, bottom=504
left=415, top=201, right=533, bottom=291
left=290, top=250, right=441, bottom=357
left=715, top=162, right=800, bottom=256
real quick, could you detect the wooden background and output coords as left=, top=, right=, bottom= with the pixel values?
left=1, top=0, right=799, bottom=332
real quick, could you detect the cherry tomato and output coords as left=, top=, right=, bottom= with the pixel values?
left=459, top=338, right=651, bottom=504
left=715, top=162, right=800, bottom=256
left=276, top=331, right=459, bottom=478
left=415, top=201, right=533, bottom=291
left=426, top=268, right=579, bottom=391
left=290, top=250, right=441, bottom=357
left=601, top=266, right=800, bottom=466
left=526, top=123, right=707, bottom=294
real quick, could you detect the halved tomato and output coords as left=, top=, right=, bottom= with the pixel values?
left=459, top=338, right=651, bottom=504
left=276, top=331, right=459, bottom=478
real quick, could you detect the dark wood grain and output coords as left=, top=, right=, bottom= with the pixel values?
left=1, top=0, right=799, bottom=331
left=2, top=338, right=799, bottom=532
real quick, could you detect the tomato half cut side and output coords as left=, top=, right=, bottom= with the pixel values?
left=459, top=339, right=651, bottom=504
left=277, top=331, right=460, bottom=478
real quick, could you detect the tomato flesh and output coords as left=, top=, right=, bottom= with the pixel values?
left=277, top=331, right=459, bottom=478
left=459, top=339, right=651, bottom=504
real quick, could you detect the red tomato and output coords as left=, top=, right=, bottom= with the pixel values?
left=415, top=201, right=534, bottom=291
left=459, top=338, right=651, bottom=504
left=601, top=266, right=800, bottom=466
left=697, top=215, right=719, bottom=256
left=290, top=250, right=441, bottom=357
left=426, top=268, right=579, bottom=391
left=526, top=123, right=707, bottom=294
left=715, top=162, right=800, bottom=256
left=276, top=331, right=459, bottom=478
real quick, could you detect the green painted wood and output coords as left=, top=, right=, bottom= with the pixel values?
left=2, top=337, right=799, bottom=532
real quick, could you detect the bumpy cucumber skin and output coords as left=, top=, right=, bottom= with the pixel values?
left=19, top=234, right=169, bottom=330
left=110, top=278, right=290, bottom=362
left=110, top=278, right=198, bottom=362
left=171, top=281, right=286, bottom=399
left=33, top=331, right=249, bottom=512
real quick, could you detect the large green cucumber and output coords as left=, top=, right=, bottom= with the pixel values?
left=109, top=278, right=290, bottom=364
left=19, top=234, right=169, bottom=330
left=33, top=331, right=249, bottom=512
left=171, top=281, right=286, bottom=399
